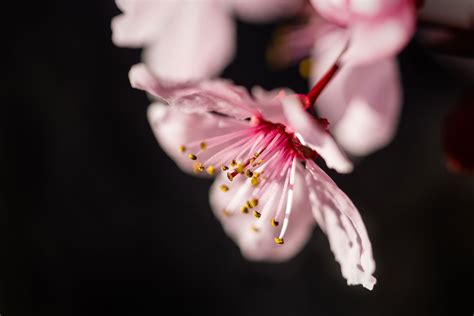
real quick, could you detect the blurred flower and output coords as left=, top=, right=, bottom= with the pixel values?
left=112, top=0, right=303, bottom=82
left=130, top=63, right=376, bottom=290
left=269, top=0, right=416, bottom=156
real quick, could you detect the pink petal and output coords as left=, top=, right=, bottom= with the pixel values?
left=281, top=96, right=353, bottom=173
left=317, top=59, right=402, bottom=156
left=143, top=1, right=235, bottom=81
left=233, top=0, right=304, bottom=22
left=209, top=165, right=315, bottom=261
left=147, top=103, right=247, bottom=175
left=305, top=160, right=376, bottom=290
left=343, top=0, right=416, bottom=64
left=111, top=0, right=177, bottom=47
left=129, top=64, right=258, bottom=119
left=310, top=0, right=352, bottom=26
left=250, top=86, right=294, bottom=124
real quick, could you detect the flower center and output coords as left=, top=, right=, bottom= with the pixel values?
left=179, top=118, right=318, bottom=245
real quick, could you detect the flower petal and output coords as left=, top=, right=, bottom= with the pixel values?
left=282, top=96, right=353, bottom=173
left=343, top=0, right=416, bottom=64
left=209, top=164, right=315, bottom=261
left=147, top=103, right=247, bottom=175
left=233, top=0, right=304, bottom=22
left=111, top=0, right=178, bottom=47
left=129, top=64, right=258, bottom=119
left=305, top=160, right=376, bottom=290
left=143, top=1, right=235, bottom=81
left=317, top=59, right=402, bottom=156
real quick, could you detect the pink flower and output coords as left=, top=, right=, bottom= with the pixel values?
left=277, top=1, right=416, bottom=156
left=130, top=63, right=376, bottom=290
left=112, top=0, right=303, bottom=82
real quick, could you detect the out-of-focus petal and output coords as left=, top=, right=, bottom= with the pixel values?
left=310, top=0, right=352, bottom=26
left=318, top=59, right=402, bottom=156
left=111, top=0, right=178, bottom=47
left=147, top=103, right=248, bottom=175
left=343, top=0, right=416, bottom=64
left=143, top=1, right=235, bottom=81
left=209, top=164, right=315, bottom=261
left=250, top=86, right=294, bottom=123
left=305, top=160, right=376, bottom=290
left=233, top=0, right=304, bottom=22
left=282, top=96, right=353, bottom=173
left=129, top=64, right=258, bottom=119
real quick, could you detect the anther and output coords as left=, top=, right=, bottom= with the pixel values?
left=274, top=237, right=284, bottom=245
left=221, top=165, right=229, bottom=171
left=179, top=145, right=186, bottom=153
left=188, top=154, right=197, bottom=160
left=245, top=170, right=253, bottom=178
left=200, top=142, right=207, bottom=150
left=241, top=206, right=249, bottom=214
left=249, top=199, right=258, bottom=208
left=193, top=162, right=204, bottom=173
left=271, top=218, right=279, bottom=227
left=227, top=173, right=234, bottom=181
left=253, top=210, right=261, bottom=219
left=222, top=209, right=232, bottom=217
left=251, top=177, right=259, bottom=186
left=206, top=165, right=215, bottom=175
left=230, top=160, right=238, bottom=167
left=219, top=184, right=229, bottom=192
left=235, top=163, right=244, bottom=174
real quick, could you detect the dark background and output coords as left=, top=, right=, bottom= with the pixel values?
left=3, top=2, right=473, bottom=316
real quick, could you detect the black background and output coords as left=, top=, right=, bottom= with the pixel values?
left=3, top=2, right=473, bottom=316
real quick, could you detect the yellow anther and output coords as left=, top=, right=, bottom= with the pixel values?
left=219, top=184, right=229, bottom=192
left=251, top=177, right=259, bottom=187
left=271, top=218, right=279, bottom=227
left=253, top=210, right=261, bottom=218
left=222, top=209, right=232, bottom=217
left=193, top=162, right=204, bottom=173
left=230, top=159, right=238, bottom=167
left=250, top=225, right=260, bottom=232
left=188, top=154, right=197, bottom=160
left=206, top=165, right=215, bottom=175
left=274, top=237, right=284, bottom=245
left=249, top=198, right=258, bottom=208
left=257, top=159, right=263, bottom=165
left=179, top=145, right=186, bottom=153
left=253, top=172, right=260, bottom=178
left=253, top=152, right=260, bottom=158
left=241, top=206, right=249, bottom=214
left=246, top=201, right=252, bottom=209
left=235, top=163, right=244, bottom=174
left=200, top=142, right=207, bottom=150
left=245, top=170, right=253, bottom=178
left=221, top=165, right=229, bottom=171
left=249, top=158, right=255, bottom=164
left=227, top=173, right=234, bottom=181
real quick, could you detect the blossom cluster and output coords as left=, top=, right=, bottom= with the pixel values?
left=112, top=0, right=420, bottom=290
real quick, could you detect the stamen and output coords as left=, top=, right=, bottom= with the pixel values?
left=219, top=184, right=229, bottom=192
left=249, top=198, right=258, bottom=208
left=221, top=165, right=229, bottom=171
left=271, top=218, right=279, bottom=227
left=251, top=225, right=260, bottom=233
left=222, top=209, right=232, bottom=217
left=274, top=237, right=284, bottom=245
left=245, top=170, right=253, bottom=178
left=188, top=154, right=197, bottom=160
left=200, top=142, right=207, bottom=150
left=241, top=206, right=249, bottom=214
left=278, top=157, right=297, bottom=240
left=253, top=210, right=261, bottom=218
left=193, top=162, right=204, bottom=173
left=179, top=145, right=186, bottom=153
left=206, top=165, right=216, bottom=175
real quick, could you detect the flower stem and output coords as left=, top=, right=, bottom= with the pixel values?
left=304, top=62, right=340, bottom=109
